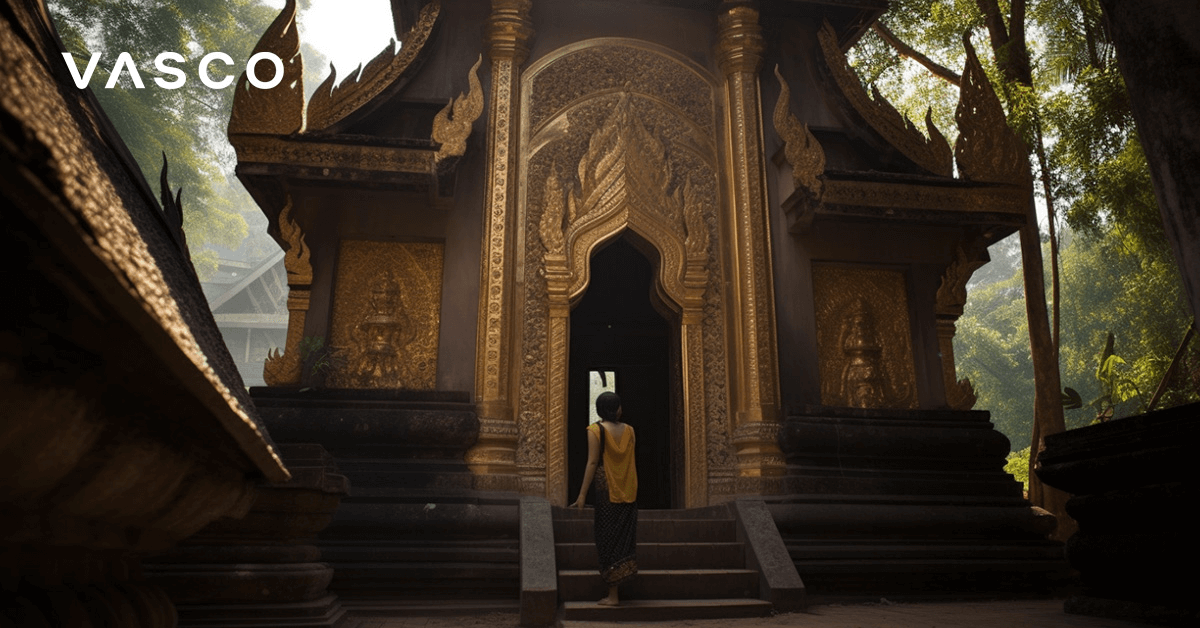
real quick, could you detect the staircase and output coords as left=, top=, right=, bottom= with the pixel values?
left=552, top=505, right=777, bottom=621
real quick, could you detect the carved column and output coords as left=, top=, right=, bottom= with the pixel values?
left=467, top=0, right=533, bottom=490
left=715, top=1, right=785, bottom=487
left=264, top=197, right=312, bottom=386
left=935, top=242, right=986, bottom=410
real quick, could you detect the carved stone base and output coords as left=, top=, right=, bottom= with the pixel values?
left=774, top=405, right=1069, bottom=598
left=251, top=388, right=522, bottom=602
left=1038, top=402, right=1200, bottom=625
left=144, top=444, right=349, bottom=627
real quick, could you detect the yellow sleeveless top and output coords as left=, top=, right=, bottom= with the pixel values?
left=589, top=422, right=637, bottom=503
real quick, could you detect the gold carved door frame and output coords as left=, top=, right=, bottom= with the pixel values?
left=518, top=41, right=727, bottom=508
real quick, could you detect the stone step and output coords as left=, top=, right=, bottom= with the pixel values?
left=555, top=542, right=744, bottom=570
left=339, top=599, right=520, bottom=617
left=322, top=544, right=518, bottom=564
left=557, top=569, right=759, bottom=601
left=331, top=562, right=518, bottom=597
left=554, top=506, right=734, bottom=520
left=786, top=541, right=1065, bottom=561
left=553, top=518, right=738, bottom=544
left=794, top=557, right=1072, bottom=575
left=562, top=598, right=772, bottom=621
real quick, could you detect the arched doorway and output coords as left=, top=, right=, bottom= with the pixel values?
left=567, top=236, right=677, bottom=509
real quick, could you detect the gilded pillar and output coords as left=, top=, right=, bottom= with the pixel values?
left=715, top=1, right=785, bottom=484
left=935, top=243, right=986, bottom=410
left=263, top=198, right=312, bottom=386
left=466, top=0, right=533, bottom=490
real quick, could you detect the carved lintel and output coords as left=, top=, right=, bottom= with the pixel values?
left=955, top=34, right=1030, bottom=187
left=228, top=0, right=304, bottom=136
left=433, top=55, right=484, bottom=166
left=306, top=0, right=442, bottom=132
left=772, top=65, right=826, bottom=211
left=817, top=20, right=953, bottom=177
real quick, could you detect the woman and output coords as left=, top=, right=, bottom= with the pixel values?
left=570, top=391, right=637, bottom=606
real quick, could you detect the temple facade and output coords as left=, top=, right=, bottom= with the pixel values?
left=231, top=0, right=1028, bottom=505
left=224, top=0, right=1060, bottom=617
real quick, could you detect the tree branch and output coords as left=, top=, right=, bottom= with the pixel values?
left=872, top=22, right=962, bottom=85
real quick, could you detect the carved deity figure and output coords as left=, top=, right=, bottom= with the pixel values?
left=348, top=271, right=415, bottom=387
left=840, top=299, right=886, bottom=408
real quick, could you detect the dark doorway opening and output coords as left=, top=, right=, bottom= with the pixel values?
left=567, top=236, right=675, bottom=509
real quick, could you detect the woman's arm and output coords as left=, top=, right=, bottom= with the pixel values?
left=569, top=426, right=602, bottom=508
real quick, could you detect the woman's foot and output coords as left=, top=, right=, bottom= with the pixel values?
left=598, top=584, right=620, bottom=605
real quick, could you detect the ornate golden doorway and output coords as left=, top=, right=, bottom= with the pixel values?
left=514, top=40, right=739, bottom=508
left=566, top=237, right=677, bottom=509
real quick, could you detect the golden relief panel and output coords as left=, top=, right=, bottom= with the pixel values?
left=813, top=265, right=918, bottom=409
left=329, top=241, right=443, bottom=390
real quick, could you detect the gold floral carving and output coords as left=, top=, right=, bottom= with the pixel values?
left=328, top=241, right=443, bottom=390
left=306, top=0, right=441, bottom=132
left=955, top=34, right=1029, bottom=186
left=817, top=21, right=953, bottom=178
left=813, top=266, right=918, bottom=409
left=228, top=0, right=305, bottom=136
left=263, top=196, right=311, bottom=386
left=772, top=65, right=825, bottom=207
left=433, top=55, right=484, bottom=165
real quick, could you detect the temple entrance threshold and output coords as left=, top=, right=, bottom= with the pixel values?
left=567, top=237, right=676, bottom=509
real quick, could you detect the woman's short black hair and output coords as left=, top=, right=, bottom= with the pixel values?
left=595, top=391, right=622, bottom=422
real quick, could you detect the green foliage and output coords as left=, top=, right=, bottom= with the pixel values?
left=857, top=0, right=1193, bottom=451
left=956, top=228, right=1191, bottom=448
left=1005, top=447, right=1031, bottom=494
left=45, top=1, right=328, bottom=278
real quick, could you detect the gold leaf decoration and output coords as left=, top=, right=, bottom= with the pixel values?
left=570, top=90, right=675, bottom=225
left=772, top=65, right=825, bottom=205
left=813, top=266, right=918, bottom=410
left=228, top=0, right=304, bottom=136
left=954, top=34, right=1029, bottom=186
left=433, top=55, right=484, bottom=164
left=306, top=0, right=441, bottom=132
left=328, top=241, right=443, bottom=390
left=682, top=178, right=708, bottom=259
left=539, top=171, right=566, bottom=255
left=935, top=239, right=988, bottom=316
left=277, top=195, right=311, bottom=285
left=817, top=20, right=953, bottom=177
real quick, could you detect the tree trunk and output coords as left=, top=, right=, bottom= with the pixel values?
left=1097, top=0, right=1200, bottom=321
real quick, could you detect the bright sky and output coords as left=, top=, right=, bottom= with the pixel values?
left=261, top=0, right=397, bottom=85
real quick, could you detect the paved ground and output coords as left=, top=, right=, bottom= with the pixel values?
left=351, top=599, right=1150, bottom=627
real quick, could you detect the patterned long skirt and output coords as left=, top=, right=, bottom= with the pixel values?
left=594, top=464, right=637, bottom=585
